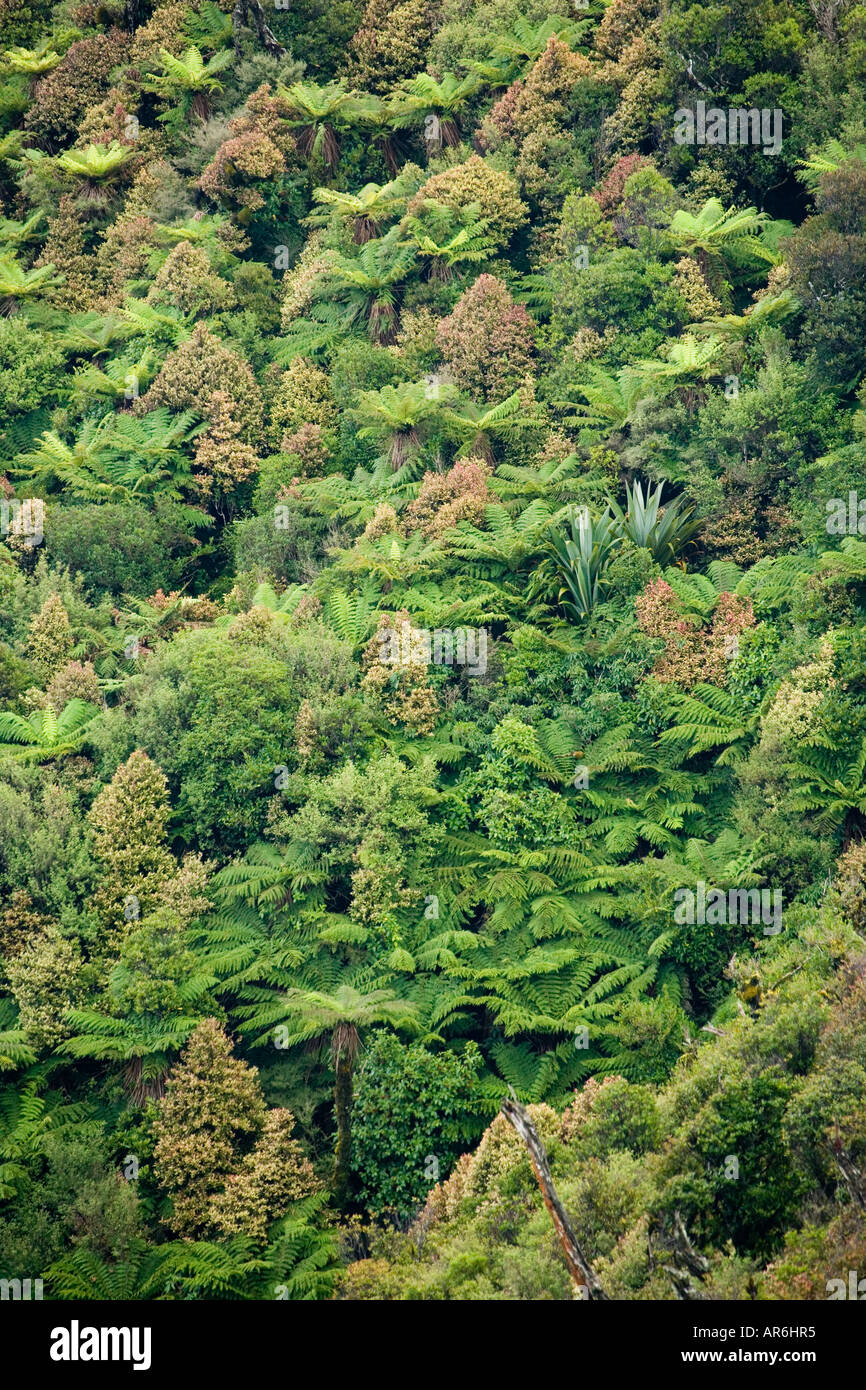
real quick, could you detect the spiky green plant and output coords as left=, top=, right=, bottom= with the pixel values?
left=353, top=379, right=456, bottom=469
left=668, top=199, right=777, bottom=295
left=688, top=290, right=800, bottom=346
left=16, top=409, right=202, bottom=501
left=312, top=226, right=417, bottom=343
left=609, top=480, right=702, bottom=566
left=547, top=505, right=622, bottom=620
left=401, top=199, right=497, bottom=280
left=565, top=364, right=646, bottom=430
left=627, top=335, right=723, bottom=408
left=490, top=15, right=590, bottom=72
left=59, top=310, right=134, bottom=357
left=445, top=390, right=542, bottom=463
left=0, top=211, right=44, bottom=252
left=242, top=984, right=418, bottom=1209
left=0, top=253, right=61, bottom=314
left=788, top=732, right=866, bottom=833
left=2, top=40, right=64, bottom=77
left=796, top=139, right=866, bottom=193
left=311, top=179, right=408, bottom=243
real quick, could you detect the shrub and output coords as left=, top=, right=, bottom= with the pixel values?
left=0, top=318, right=63, bottom=419
left=137, top=323, right=264, bottom=446
left=480, top=37, right=602, bottom=208
left=405, top=456, right=494, bottom=537
left=269, top=355, right=337, bottom=449
left=593, top=154, right=654, bottom=214
left=44, top=503, right=184, bottom=599
left=349, top=0, right=437, bottom=93
left=26, top=593, right=73, bottom=683
left=353, top=1034, right=485, bottom=1218
left=434, top=274, right=534, bottom=401
left=406, top=156, right=528, bottom=251
left=24, top=31, right=130, bottom=147
left=146, top=242, right=235, bottom=319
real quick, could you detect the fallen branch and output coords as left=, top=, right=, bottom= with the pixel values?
left=832, top=1135, right=865, bottom=1208
left=649, top=1211, right=709, bottom=1301
left=808, top=0, right=850, bottom=43
left=679, top=55, right=709, bottom=92
left=501, top=1096, right=608, bottom=1301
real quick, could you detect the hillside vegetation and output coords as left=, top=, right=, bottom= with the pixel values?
left=0, top=0, right=865, bottom=1301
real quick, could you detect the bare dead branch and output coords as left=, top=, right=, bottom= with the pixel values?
left=501, top=1096, right=609, bottom=1300
left=232, top=0, right=287, bottom=56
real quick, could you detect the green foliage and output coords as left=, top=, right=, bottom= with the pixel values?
left=547, top=504, right=622, bottom=619
left=0, top=699, right=99, bottom=762
left=54, top=142, right=136, bottom=185
left=44, top=502, right=191, bottom=599
left=0, top=316, right=61, bottom=418
left=132, top=630, right=325, bottom=855
left=0, top=0, right=864, bottom=1308
left=353, top=1035, right=485, bottom=1216
left=611, top=480, right=702, bottom=566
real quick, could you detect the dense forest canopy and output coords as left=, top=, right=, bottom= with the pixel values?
left=0, top=0, right=865, bottom=1303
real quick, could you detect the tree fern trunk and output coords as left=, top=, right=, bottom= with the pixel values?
left=333, top=1052, right=354, bottom=1209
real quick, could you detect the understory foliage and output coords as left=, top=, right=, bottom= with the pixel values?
left=0, top=0, right=865, bottom=1302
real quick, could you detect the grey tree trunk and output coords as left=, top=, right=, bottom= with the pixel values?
left=232, top=0, right=286, bottom=56
left=648, top=1211, right=710, bottom=1300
